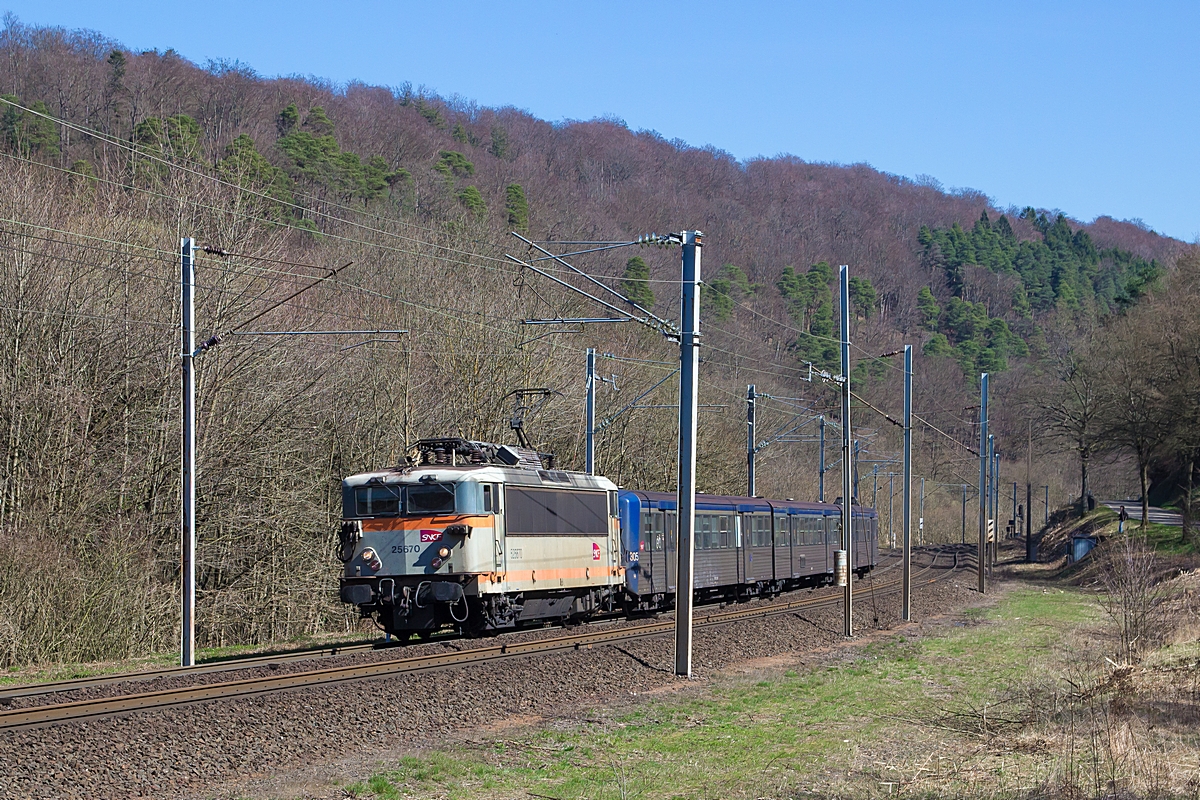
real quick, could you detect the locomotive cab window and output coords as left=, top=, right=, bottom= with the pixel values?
left=407, top=482, right=457, bottom=515
left=354, top=485, right=401, bottom=517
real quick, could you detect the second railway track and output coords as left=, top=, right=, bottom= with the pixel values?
left=0, top=547, right=966, bottom=733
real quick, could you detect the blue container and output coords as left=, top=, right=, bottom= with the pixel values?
left=1070, top=535, right=1099, bottom=563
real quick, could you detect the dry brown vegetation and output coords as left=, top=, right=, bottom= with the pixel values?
left=0, top=17, right=1192, bottom=667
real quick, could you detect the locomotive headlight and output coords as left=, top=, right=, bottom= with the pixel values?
left=437, top=546, right=451, bottom=559
left=360, top=548, right=377, bottom=562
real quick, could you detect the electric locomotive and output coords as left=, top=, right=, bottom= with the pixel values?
left=338, top=438, right=624, bottom=636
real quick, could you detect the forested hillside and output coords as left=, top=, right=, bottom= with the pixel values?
left=0, top=17, right=1190, bottom=665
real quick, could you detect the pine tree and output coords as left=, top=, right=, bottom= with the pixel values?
left=489, top=125, right=509, bottom=159
left=916, top=286, right=940, bottom=330
left=457, top=185, right=487, bottom=219
left=848, top=276, right=876, bottom=319
left=701, top=278, right=734, bottom=321
left=277, top=104, right=299, bottom=136
left=302, top=106, right=335, bottom=136
left=776, top=266, right=811, bottom=324
left=620, top=256, right=654, bottom=309
left=69, top=159, right=96, bottom=195
left=435, top=150, right=475, bottom=178
left=0, top=95, right=59, bottom=157
left=923, top=333, right=952, bottom=358
left=505, top=184, right=529, bottom=232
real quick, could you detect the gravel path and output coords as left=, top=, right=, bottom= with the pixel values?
left=0, top=552, right=976, bottom=799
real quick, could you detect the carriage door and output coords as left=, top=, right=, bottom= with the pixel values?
left=737, top=514, right=749, bottom=583
left=773, top=513, right=787, bottom=581
left=638, top=509, right=653, bottom=592
left=825, top=515, right=837, bottom=573
left=644, top=509, right=667, bottom=594
left=665, top=510, right=678, bottom=592
left=486, top=483, right=505, bottom=572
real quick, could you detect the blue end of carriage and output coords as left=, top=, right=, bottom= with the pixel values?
left=618, top=491, right=643, bottom=594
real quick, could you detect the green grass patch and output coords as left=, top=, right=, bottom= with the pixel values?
left=349, top=589, right=1098, bottom=799
left=1140, top=521, right=1197, bottom=555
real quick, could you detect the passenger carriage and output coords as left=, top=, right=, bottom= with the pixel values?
left=619, top=491, right=879, bottom=607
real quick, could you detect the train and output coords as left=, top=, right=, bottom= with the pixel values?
left=337, top=437, right=879, bottom=637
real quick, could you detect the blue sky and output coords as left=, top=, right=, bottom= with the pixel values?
left=6, top=1, right=1198, bottom=241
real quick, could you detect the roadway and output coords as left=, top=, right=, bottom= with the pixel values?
left=1100, top=500, right=1182, bottom=526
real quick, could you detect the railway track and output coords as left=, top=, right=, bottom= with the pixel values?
left=1, top=549, right=913, bottom=704
left=0, top=638, right=385, bottom=703
left=0, top=547, right=966, bottom=732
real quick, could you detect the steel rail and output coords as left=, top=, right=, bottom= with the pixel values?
left=0, top=549, right=965, bottom=733
left=0, top=640, right=384, bottom=702
left=4, top=551, right=911, bottom=702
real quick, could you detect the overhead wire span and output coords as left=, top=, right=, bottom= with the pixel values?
left=850, top=392, right=903, bottom=429
left=913, top=413, right=981, bottom=457
left=510, top=232, right=677, bottom=335
left=0, top=239, right=403, bottom=332
left=0, top=213, right=550, bottom=338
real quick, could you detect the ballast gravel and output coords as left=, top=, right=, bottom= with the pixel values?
left=0, top=548, right=984, bottom=799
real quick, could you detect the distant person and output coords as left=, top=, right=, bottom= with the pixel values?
left=1087, top=493, right=1096, bottom=512
left=1118, top=505, right=1129, bottom=534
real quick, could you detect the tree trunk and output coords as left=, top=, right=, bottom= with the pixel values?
left=1139, top=458, right=1150, bottom=530
left=1185, top=453, right=1196, bottom=544
left=1080, top=446, right=1090, bottom=516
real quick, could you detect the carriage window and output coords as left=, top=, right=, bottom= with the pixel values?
left=652, top=511, right=666, bottom=551
left=719, top=515, right=731, bottom=549
left=750, top=515, right=769, bottom=547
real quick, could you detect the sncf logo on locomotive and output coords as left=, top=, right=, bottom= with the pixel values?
left=419, top=530, right=444, bottom=543
left=592, top=542, right=601, bottom=560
